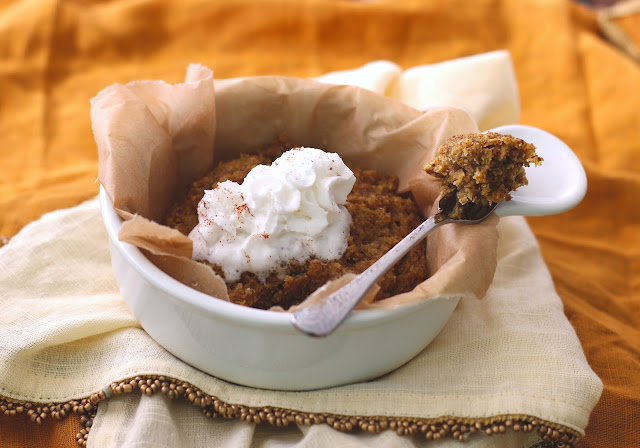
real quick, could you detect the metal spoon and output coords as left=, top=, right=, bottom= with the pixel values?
left=291, top=200, right=498, bottom=337
left=291, top=125, right=588, bottom=337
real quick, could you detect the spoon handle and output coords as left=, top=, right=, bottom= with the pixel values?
left=291, top=215, right=448, bottom=337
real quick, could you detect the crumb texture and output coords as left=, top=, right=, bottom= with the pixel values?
left=424, top=132, right=542, bottom=219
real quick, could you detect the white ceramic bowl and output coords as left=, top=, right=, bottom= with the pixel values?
left=100, top=186, right=459, bottom=391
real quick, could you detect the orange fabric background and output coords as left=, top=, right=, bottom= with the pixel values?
left=1, top=1, right=638, bottom=447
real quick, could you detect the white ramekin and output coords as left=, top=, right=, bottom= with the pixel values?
left=100, top=186, right=459, bottom=391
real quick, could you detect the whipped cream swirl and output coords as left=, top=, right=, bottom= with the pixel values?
left=190, top=147, right=356, bottom=282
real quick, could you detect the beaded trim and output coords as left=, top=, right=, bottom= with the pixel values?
left=0, top=375, right=582, bottom=447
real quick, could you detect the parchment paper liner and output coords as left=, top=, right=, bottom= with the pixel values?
left=92, top=64, right=498, bottom=310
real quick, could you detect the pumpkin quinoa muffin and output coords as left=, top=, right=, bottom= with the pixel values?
left=425, top=132, right=542, bottom=220
left=164, top=138, right=428, bottom=310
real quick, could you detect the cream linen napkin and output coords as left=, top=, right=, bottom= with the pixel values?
left=0, top=199, right=602, bottom=448
left=0, top=53, right=602, bottom=447
left=91, top=394, right=549, bottom=448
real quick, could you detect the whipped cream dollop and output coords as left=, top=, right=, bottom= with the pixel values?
left=189, top=147, right=356, bottom=282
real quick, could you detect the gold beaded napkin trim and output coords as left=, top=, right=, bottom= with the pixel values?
left=0, top=375, right=581, bottom=448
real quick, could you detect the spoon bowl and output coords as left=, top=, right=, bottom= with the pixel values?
left=491, top=125, right=587, bottom=217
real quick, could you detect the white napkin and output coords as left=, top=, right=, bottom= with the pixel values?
left=314, top=50, right=519, bottom=131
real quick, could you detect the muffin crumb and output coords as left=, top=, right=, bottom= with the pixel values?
left=424, top=132, right=542, bottom=220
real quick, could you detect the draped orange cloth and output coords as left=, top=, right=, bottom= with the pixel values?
left=1, top=1, right=638, bottom=447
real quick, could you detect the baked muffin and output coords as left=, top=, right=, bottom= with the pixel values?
left=164, top=138, right=428, bottom=310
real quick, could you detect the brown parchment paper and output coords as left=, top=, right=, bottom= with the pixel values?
left=92, top=64, right=499, bottom=310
